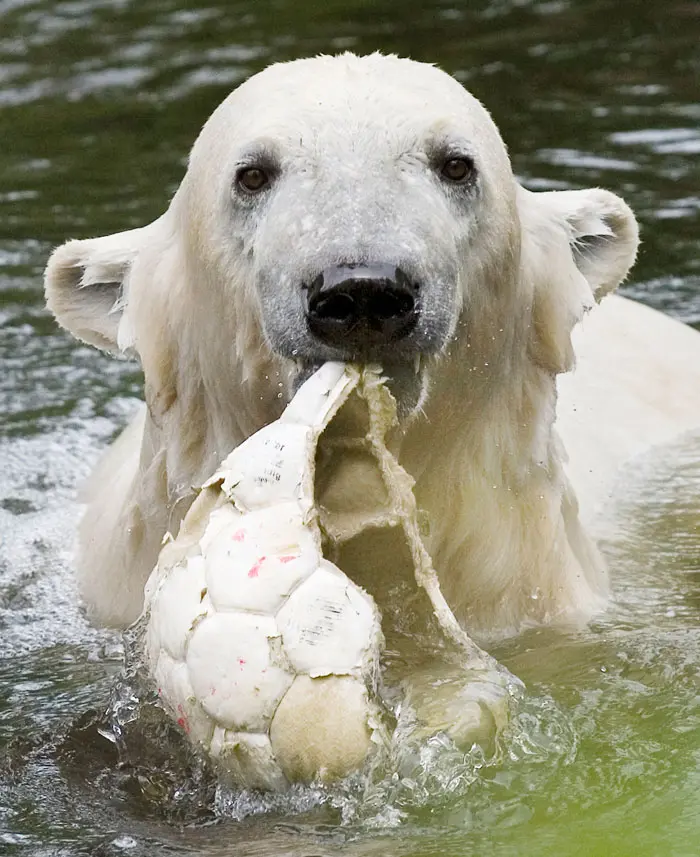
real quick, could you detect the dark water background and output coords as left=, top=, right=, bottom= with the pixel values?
left=1, top=1, right=699, bottom=855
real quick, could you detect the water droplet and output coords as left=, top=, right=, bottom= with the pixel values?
left=111, top=836, right=138, bottom=850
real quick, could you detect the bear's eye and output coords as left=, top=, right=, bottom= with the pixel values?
left=236, top=166, right=270, bottom=193
left=440, top=156, right=476, bottom=184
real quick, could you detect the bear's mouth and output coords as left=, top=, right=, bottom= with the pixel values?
left=291, top=357, right=427, bottom=422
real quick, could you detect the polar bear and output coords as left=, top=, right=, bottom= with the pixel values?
left=44, top=53, right=700, bottom=636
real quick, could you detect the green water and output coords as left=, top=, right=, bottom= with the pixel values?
left=1, top=0, right=699, bottom=854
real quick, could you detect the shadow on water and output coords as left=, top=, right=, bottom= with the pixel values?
left=1, top=0, right=699, bottom=854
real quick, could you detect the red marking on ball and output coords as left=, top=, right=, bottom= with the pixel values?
left=232, top=529, right=246, bottom=542
left=279, top=555, right=297, bottom=564
left=176, top=705, right=190, bottom=734
left=248, top=556, right=266, bottom=578
left=238, top=657, right=246, bottom=668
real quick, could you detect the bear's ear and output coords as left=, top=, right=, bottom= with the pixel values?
left=529, top=187, right=639, bottom=300
left=519, top=187, right=639, bottom=374
left=45, top=225, right=153, bottom=353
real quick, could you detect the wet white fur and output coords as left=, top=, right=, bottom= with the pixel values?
left=45, top=53, right=680, bottom=636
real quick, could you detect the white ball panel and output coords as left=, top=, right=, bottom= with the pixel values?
left=270, top=674, right=373, bottom=783
left=275, top=559, right=379, bottom=677
left=146, top=554, right=208, bottom=662
left=218, top=423, right=311, bottom=511
left=153, top=650, right=214, bottom=747
left=198, top=504, right=244, bottom=554
left=203, top=503, right=319, bottom=614
left=210, top=729, right=288, bottom=791
left=203, top=502, right=313, bottom=560
left=206, top=541, right=319, bottom=615
left=185, top=612, right=294, bottom=732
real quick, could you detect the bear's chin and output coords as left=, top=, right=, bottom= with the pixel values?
left=291, top=358, right=427, bottom=423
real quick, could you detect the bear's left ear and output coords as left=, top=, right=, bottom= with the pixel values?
left=44, top=220, right=163, bottom=353
left=529, top=187, right=639, bottom=300
left=518, top=186, right=639, bottom=374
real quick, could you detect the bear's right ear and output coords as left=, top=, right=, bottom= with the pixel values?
left=45, top=225, right=152, bottom=353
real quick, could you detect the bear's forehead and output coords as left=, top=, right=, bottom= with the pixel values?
left=246, top=54, right=467, bottom=106
left=203, top=54, right=499, bottom=151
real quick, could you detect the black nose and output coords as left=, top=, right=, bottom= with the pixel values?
left=304, top=264, right=418, bottom=350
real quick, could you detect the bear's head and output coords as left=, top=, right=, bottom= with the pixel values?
left=45, top=53, right=638, bottom=445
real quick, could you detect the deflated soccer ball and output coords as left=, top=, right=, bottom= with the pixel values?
left=142, top=362, right=513, bottom=789
left=143, top=364, right=386, bottom=789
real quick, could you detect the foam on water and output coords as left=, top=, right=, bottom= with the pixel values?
left=0, top=404, right=140, bottom=658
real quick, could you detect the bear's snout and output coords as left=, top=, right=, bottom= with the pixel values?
left=304, top=263, right=419, bottom=354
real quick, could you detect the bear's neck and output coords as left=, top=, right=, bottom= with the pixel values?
left=399, top=351, right=608, bottom=638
